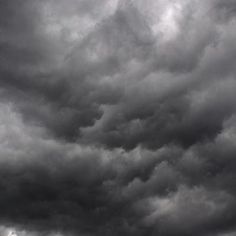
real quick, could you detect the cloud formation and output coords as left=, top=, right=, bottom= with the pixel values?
left=1, top=0, right=236, bottom=235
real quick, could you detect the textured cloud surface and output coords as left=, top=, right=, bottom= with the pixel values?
left=1, top=0, right=236, bottom=235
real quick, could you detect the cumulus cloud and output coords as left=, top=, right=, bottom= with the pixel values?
left=1, top=0, right=236, bottom=235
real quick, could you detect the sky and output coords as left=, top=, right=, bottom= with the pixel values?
left=0, top=0, right=236, bottom=235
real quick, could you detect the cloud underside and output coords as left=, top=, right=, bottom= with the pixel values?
left=1, top=0, right=236, bottom=235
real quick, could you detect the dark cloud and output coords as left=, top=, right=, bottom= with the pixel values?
left=1, top=0, right=236, bottom=235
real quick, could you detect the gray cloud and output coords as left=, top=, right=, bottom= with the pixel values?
left=1, top=0, right=236, bottom=235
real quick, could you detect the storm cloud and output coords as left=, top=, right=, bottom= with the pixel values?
left=1, top=0, right=236, bottom=235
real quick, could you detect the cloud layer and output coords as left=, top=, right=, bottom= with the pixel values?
left=1, top=0, right=236, bottom=235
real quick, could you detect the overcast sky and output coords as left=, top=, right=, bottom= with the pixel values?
left=1, top=0, right=236, bottom=235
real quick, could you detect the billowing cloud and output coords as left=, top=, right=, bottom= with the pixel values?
left=1, top=0, right=236, bottom=235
